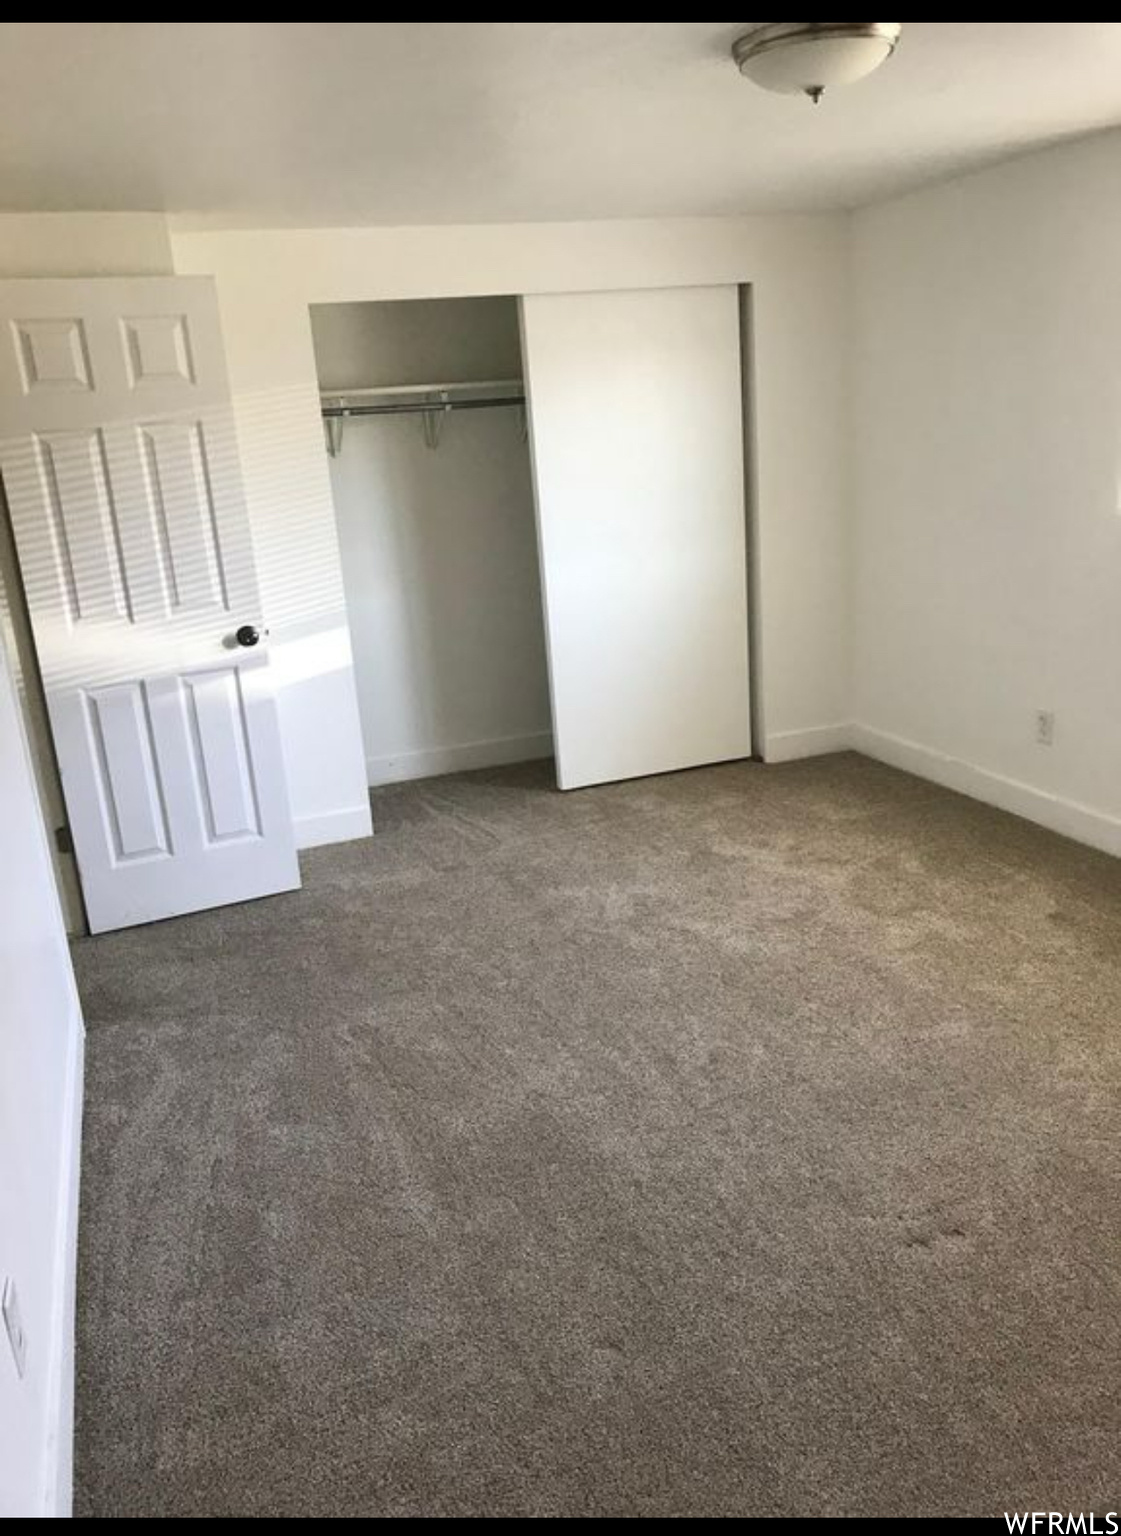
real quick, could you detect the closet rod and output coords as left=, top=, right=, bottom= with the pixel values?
left=321, top=395, right=525, bottom=419
left=321, top=389, right=527, bottom=455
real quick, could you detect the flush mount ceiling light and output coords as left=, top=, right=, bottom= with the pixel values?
left=731, top=21, right=902, bottom=104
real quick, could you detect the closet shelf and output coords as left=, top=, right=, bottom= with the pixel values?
left=320, top=379, right=526, bottom=455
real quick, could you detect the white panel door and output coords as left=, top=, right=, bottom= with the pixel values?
left=0, top=277, right=300, bottom=932
left=519, top=286, right=751, bottom=789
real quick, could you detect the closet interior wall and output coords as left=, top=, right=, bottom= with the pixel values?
left=311, top=297, right=553, bottom=787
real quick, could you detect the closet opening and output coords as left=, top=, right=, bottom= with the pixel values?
left=310, top=296, right=555, bottom=792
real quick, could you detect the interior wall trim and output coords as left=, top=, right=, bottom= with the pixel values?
left=763, top=723, right=853, bottom=763
left=42, top=1013, right=84, bottom=1519
left=852, top=724, right=1121, bottom=859
left=366, top=731, right=554, bottom=788
left=293, top=803, right=374, bottom=850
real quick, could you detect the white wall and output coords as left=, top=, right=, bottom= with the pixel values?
left=312, top=299, right=552, bottom=783
left=312, top=295, right=524, bottom=390
left=171, top=216, right=853, bottom=790
left=851, top=130, right=1121, bottom=853
left=0, top=624, right=84, bottom=1518
left=0, top=214, right=175, bottom=932
left=0, top=212, right=172, bottom=279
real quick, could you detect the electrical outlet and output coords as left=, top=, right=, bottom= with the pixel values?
left=1036, top=710, right=1055, bottom=747
left=2, top=1277, right=27, bottom=1378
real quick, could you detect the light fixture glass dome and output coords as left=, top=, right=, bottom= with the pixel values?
left=732, top=22, right=902, bottom=103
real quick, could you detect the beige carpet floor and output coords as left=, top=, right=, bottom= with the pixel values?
left=72, top=754, right=1121, bottom=1517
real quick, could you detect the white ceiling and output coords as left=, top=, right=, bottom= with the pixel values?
left=2, top=23, right=1120, bottom=228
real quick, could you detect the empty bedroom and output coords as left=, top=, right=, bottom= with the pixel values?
left=0, top=21, right=1118, bottom=1522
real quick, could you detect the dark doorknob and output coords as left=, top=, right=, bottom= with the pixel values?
left=235, top=624, right=261, bottom=648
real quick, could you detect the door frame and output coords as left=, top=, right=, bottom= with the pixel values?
left=0, top=483, right=86, bottom=934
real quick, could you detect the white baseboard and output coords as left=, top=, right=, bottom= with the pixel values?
left=42, top=1011, right=84, bottom=1519
left=762, top=723, right=854, bottom=763
left=851, top=724, right=1121, bottom=859
left=366, top=731, right=554, bottom=787
left=294, top=802, right=373, bottom=850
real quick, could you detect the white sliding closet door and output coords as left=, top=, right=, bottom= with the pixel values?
left=519, top=285, right=750, bottom=789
